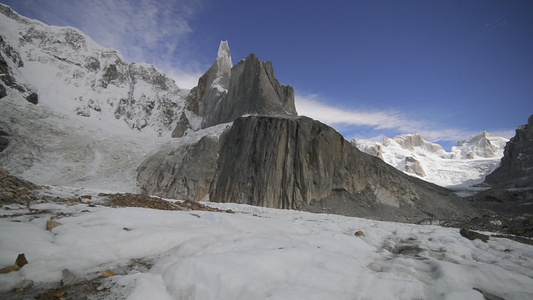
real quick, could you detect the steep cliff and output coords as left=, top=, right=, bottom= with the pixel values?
left=208, top=115, right=466, bottom=221
left=484, top=115, right=533, bottom=188
left=186, top=43, right=297, bottom=129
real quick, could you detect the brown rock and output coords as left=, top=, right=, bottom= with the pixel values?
left=101, top=269, right=115, bottom=278
left=0, top=264, right=19, bottom=274
left=15, top=253, right=28, bottom=268
left=46, top=220, right=62, bottom=231
left=80, top=195, right=92, bottom=199
left=354, top=231, right=365, bottom=237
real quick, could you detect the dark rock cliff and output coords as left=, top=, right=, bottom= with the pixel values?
left=485, top=115, right=533, bottom=188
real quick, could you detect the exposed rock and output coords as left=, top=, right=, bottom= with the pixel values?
left=25, top=91, right=38, bottom=104
left=354, top=231, right=365, bottom=237
left=0, top=264, right=19, bottom=274
left=171, top=111, right=191, bottom=138
left=137, top=133, right=220, bottom=201
left=454, top=131, right=507, bottom=159
left=209, top=115, right=466, bottom=221
left=101, top=270, right=115, bottom=278
left=405, top=156, right=426, bottom=177
left=0, top=83, right=6, bottom=98
left=485, top=115, right=533, bottom=188
left=46, top=220, right=62, bottom=231
left=15, top=253, right=28, bottom=268
left=472, top=288, right=505, bottom=300
left=187, top=41, right=232, bottom=119
left=459, top=228, right=489, bottom=243
left=187, top=42, right=297, bottom=129
left=0, top=127, right=10, bottom=152
left=0, top=169, right=39, bottom=205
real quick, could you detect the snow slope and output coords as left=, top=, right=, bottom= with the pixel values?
left=1, top=187, right=532, bottom=300
left=354, top=133, right=508, bottom=188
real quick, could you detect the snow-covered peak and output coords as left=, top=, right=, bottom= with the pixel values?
left=385, top=134, right=445, bottom=154
left=217, top=40, right=232, bottom=69
left=354, top=132, right=508, bottom=187
left=452, top=131, right=508, bottom=159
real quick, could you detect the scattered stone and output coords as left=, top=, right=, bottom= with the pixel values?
left=61, top=268, right=77, bottom=286
left=460, top=228, right=489, bottom=243
left=46, top=220, right=62, bottom=231
left=15, top=253, right=28, bottom=267
left=101, top=269, right=115, bottom=278
left=190, top=213, right=201, bottom=218
left=80, top=195, right=92, bottom=199
left=96, top=285, right=105, bottom=291
left=354, top=231, right=365, bottom=237
left=123, top=227, right=132, bottom=231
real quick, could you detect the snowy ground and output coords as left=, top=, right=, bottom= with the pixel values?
left=1, top=186, right=532, bottom=300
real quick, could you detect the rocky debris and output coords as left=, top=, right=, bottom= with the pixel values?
left=485, top=115, right=533, bottom=188
left=405, top=156, right=426, bottom=177
left=137, top=133, right=220, bottom=201
left=459, top=228, right=489, bottom=243
left=101, top=270, right=115, bottom=278
left=0, top=169, right=40, bottom=205
left=46, top=219, right=62, bottom=231
left=354, top=231, right=365, bottom=237
left=104, top=192, right=233, bottom=213
left=0, top=253, right=27, bottom=274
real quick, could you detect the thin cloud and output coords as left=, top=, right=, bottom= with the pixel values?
left=295, top=93, right=478, bottom=143
left=12, top=0, right=204, bottom=89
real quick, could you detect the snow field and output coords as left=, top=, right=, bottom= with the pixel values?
left=1, top=187, right=532, bottom=299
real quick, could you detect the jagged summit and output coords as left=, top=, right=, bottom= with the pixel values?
left=185, top=42, right=296, bottom=130
left=385, top=134, right=445, bottom=153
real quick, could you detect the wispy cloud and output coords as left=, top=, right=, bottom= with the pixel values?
left=295, top=93, right=479, bottom=143
left=11, top=0, right=204, bottom=89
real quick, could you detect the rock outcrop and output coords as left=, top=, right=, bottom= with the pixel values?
left=484, top=115, right=533, bottom=188
left=186, top=42, right=297, bottom=129
left=137, top=132, right=222, bottom=201
left=453, top=131, right=507, bottom=159
left=405, top=156, right=426, bottom=177
left=208, top=115, right=467, bottom=221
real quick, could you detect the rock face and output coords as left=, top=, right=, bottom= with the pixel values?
left=485, top=115, right=533, bottom=188
left=137, top=132, right=221, bottom=201
left=405, top=157, right=426, bottom=177
left=209, top=115, right=463, bottom=221
left=187, top=42, right=297, bottom=129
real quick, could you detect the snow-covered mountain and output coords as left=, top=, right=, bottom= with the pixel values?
left=0, top=4, right=191, bottom=137
left=354, top=133, right=509, bottom=187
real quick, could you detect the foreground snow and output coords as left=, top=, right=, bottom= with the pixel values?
left=1, top=186, right=532, bottom=300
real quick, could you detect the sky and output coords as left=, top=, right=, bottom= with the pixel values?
left=2, top=0, right=532, bottom=149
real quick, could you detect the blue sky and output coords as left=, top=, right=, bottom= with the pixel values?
left=2, top=0, right=532, bottom=149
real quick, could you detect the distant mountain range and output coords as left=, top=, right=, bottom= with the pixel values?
left=354, top=132, right=508, bottom=187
